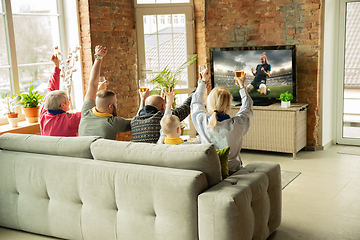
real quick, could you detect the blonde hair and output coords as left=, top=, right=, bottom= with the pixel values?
left=207, top=87, right=233, bottom=130
left=44, top=90, right=67, bottom=110
left=260, top=52, right=269, bottom=64
left=160, top=114, right=180, bottom=136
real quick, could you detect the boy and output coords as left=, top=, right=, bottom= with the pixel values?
left=157, top=88, right=184, bottom=145
left=40, top=55, right=81, bottom=136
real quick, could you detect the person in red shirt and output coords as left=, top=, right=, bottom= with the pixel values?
left=39, top=54, right=82, bottom=136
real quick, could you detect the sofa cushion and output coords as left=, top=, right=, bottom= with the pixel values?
left=0, top=133, right=99, bottom=159
left=216, top=147, right=230, bottom=179
left=90, top=139, right=222, bottom=187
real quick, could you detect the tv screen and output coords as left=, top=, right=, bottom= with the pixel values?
left=210, top=45, right=296, bottom=106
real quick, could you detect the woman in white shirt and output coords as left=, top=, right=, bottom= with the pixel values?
left=190, top=68, right=253, bottom=173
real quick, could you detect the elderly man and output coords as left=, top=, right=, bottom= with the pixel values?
left=131, top=88, right=193, bottom=143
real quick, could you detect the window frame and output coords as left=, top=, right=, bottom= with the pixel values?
left=135, top=3, right=196, bottom=96
left=0, top=0, right=82, bottom=125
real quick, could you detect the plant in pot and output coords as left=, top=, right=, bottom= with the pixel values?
left=150, top=54, right=198, bottom=109
left=13, top=84, right=43, bottom=123
left=0, top=92, right=20, bottom=127
left=279, top=91, right=293, bottom=108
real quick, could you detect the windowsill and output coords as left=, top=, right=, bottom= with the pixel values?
left=0, top=120, right=40, bottom=136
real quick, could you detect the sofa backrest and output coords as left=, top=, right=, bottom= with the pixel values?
left=90, top=139, right=222, bottom=187
left=0, top=133, right=99, bottom=159
left=0, top=148, right=208, bottom=240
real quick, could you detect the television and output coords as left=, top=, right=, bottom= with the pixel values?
left=210, top=45, right=297, bottom=106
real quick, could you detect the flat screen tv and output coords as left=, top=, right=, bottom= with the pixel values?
left=210, top=45, right=296, bottom=106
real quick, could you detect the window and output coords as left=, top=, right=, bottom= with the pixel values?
left=135, top=0, right=196, bottom=135
left=0, top=0, right=82, bottom=124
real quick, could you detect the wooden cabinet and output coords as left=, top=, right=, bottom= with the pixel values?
left=230, top=103, right=308, bottom=159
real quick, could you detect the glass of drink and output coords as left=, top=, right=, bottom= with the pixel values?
left=234, top=70, right=245, bottom=85
left=98, top=76, right=106, bottom=87
left=139, top=79, right=149, bottom=92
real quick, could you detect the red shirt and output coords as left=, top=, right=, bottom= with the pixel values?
left=39, top=67, right=81, bottom=137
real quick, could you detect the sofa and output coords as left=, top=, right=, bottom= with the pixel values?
left=0, top=133, right=281, bottom=240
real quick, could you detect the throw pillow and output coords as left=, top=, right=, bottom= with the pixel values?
left=216, top=146, right=230, bottom=179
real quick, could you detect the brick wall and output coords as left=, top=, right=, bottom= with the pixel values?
left=78, top=0, right=137, bottom=141
left=196, top=0, right=322, bottom=147
left=78, top=0, right=322, bottom=146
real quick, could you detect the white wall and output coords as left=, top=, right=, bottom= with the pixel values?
left=320, top=0, right=338, bottom=148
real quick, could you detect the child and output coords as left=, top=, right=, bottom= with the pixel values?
left=39, top=54, right=82, bottom=136
left=157, top=88, right=184, bottom=145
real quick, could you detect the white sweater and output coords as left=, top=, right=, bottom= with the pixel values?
left=190, top=83, right=253, bottom=171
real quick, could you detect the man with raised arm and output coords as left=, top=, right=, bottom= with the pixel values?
left=78, top=45, right=131, bottom=140
left=131, top=88, right=193, bottom=143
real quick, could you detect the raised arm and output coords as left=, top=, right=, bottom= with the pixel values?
left=137, top=88, right=150, bottom=114
left=85, top=45, right=107, bottom=101
left=157, top=88, right=175, bottom=144
left=47, top=55, right=61, bottom=92
left=234, top=74, right=253, bottom=134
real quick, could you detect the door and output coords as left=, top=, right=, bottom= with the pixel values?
left=336, top=0, right=360, bottom=145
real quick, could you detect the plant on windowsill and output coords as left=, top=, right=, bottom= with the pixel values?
left=279, top=91, right=293, bottom=108
left=0, top=92, right=20, bottom=128
left=150, top=54, right=198, bottom=109
left=12, top=84, right=43, bottom=123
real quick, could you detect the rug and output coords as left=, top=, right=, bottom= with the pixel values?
left=281, top=170, right=301, bottom=189
left=338, top=146, right=360, bottom=156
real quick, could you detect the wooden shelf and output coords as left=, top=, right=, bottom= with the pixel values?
left=0, top=120, right=40, bottom=136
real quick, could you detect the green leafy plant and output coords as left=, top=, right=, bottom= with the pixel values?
left=0, top=92, right=20, bottom=115
left=279, top=91, right=293, bottom=102
left=150, top=54, right=198, bottom=108
left=12, top=84, right=43, bottom=108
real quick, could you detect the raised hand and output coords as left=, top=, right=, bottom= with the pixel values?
left=164, top=87, right=175, bottom=109
left=95, top=45, right=107, bottom=57
left=202, top=68, right=210, bottom=82
left=139, top=88, right=150, bottom=101
left=234, top=73, right=246, bottom=88
left=51, top=54, right=60, bottom=68
left=98, top=79, right=107, bottom=91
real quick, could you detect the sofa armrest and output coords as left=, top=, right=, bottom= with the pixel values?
left=198, top=161, right=281, bottom=240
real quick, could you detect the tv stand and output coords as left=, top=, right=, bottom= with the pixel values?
left=230, top=103, right=308, bottom=159
left=252, top=101, right=273, bottom=106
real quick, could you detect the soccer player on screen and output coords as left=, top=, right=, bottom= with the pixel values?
left=247, top=52, right=271, bottom=95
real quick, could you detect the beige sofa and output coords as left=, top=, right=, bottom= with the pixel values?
left=0, top=133, right=281, bottom=240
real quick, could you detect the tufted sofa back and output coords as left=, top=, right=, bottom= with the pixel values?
left=90, top=139, right=222, bottom=187
left=0, top=133, right=99, bottom=159
left=0, top=134, right=209, bottom=240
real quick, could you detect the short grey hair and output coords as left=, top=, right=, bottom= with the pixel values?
left=44, top=90, right=68, bottom=110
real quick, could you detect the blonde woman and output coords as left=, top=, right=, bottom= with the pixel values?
left=191, top=68, right=253, bottom=173
left=247, top=52, right=271, bottom=95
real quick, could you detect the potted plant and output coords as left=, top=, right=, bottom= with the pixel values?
left=13, top=84, right=43, bottom=123
left=279, top=91, right=293, bottom=108
left=150, top=54, right=198, bottom=109
left=0, top=92, right=20, bottom=127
